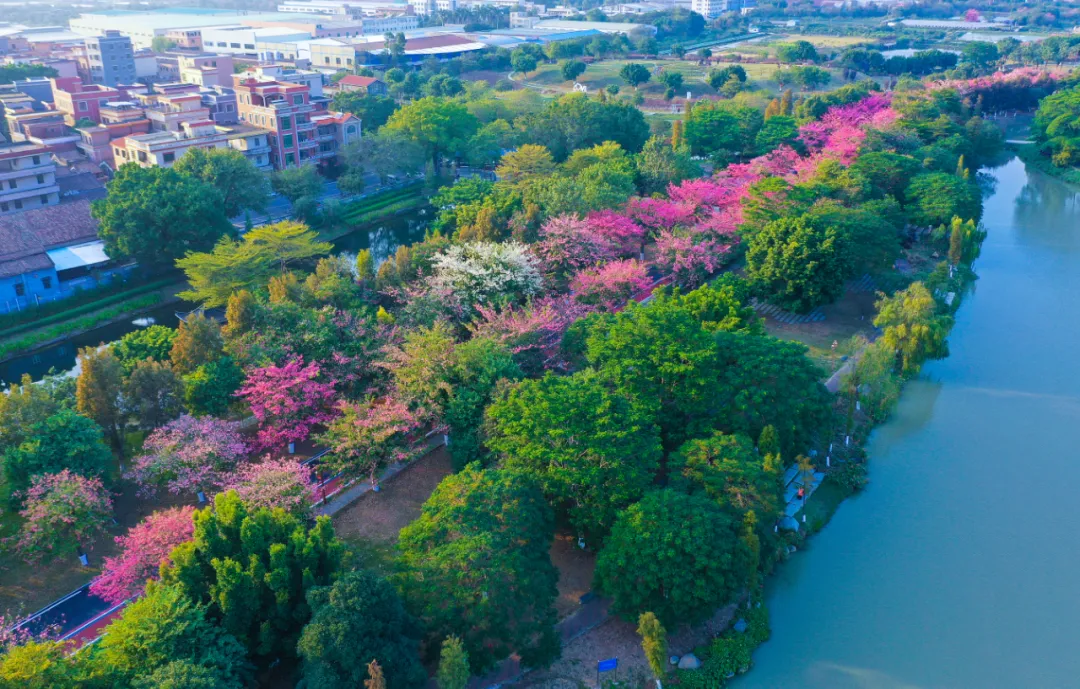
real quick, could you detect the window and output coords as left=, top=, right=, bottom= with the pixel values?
left=347, top=58, right=353, bottom=65
left=217, top=42, right=227, bottom=47
left=244, top=44, right=254, bottom=49
left=285, top=152, right=295, bottom=165
left=79, top=101, right=89, bottom=112
left=163, top=152, right=175, bottom=163
left=42, top=276, right=52, bottom=289
left=14, top=283, right=24, bottom=297
left=283, top=134, right=293, bottom=147
left=212, top=60, right=217, bottom=66
left=230, top=43, right=241, bottom=48
left=324, top=57, right=330, bottom=64
left=335, top=57, right=341, bottom=65
left=36, top=174, right=44, bottom=184
left=0, top=202, right=8, bottom=212
left=346, top=125, right=355, bottom=134
left=293, top=95, right=303, bottom=104
left=9, top=179, right=16, bottom=189
left=138, top=151, right=147, bottom=162
left=13, top=200, right=22, bottom=209
left=32, top=155, right=40, bottom=164
left=39, top=195, right=48, bottom=205
left=281, top=115, right=291, bottom=130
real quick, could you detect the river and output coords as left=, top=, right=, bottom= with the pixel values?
left=0, top=209, right=430, bottom=385
left=733, top=157, right=1080, bottom=687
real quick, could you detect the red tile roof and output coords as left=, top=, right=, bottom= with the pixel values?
left=0, top=199, right=100, bottom=278
left=338, top=75, right=382, bottom=88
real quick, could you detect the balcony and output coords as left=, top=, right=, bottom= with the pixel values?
left=296, top=120, right=315, bottom=132
left=298, top=138, right=318, bottom=149
left=0, top=165, right=53, bottom=183
left=0, top=183, right=61, bottom=203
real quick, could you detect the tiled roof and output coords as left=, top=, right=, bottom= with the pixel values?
left=0, top=199, right=100, bottom=278
left=338, top=75, right=382, bottom=88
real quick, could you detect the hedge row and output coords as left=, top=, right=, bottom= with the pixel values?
left=0, top=275, right=177, bottom=335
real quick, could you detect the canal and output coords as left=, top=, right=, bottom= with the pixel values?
left=734, top=157, right=1080, bottom=687
left=0, top=209, right=430, bottom=385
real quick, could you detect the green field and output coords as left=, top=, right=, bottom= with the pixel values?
left=518, top=58, right=850, bottom=100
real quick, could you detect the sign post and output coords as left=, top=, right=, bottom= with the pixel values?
left=597, top=657, right=618, bottom=687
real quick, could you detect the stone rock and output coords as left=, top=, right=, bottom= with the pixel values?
left=677, top=654, right=702, bottom=670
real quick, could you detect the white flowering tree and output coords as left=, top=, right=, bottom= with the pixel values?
left=431, top=241, right=543, bottom=311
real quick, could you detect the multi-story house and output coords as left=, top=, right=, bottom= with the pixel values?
left=51, top=77, right=145, bottom=125
left=237, top=64, right=325, bottom=98
left=4, top=110, right=81, bottom=154
left=110, top=119, right=274, bottom=170
left=76, top=101, right=151, bottom=165
left=178, top=53, right=235, bottom=87
left=234, top=77, right=324, bottom=168
left=200, top=86, right=239, bottom=125
left=0, top=143, right=59, bottom=216
left=84, top=31, right=136, bottom=87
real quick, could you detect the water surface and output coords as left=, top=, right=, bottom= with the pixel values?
left=735, top=157, right=1080, bottom=688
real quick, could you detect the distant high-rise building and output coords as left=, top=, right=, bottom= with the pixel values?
left=691, top=0, right=752, bottom=19
left=85, top=31, right=136, bottom=86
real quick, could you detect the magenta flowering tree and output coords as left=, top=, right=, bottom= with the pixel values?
left=584, top=210, right=646, bottom=258
left=16, top=470, right=113, bottom=563
left=90, top=505, right=195, bottom=605
left=470, top=295, right=595, bottom=372
left=533, top=214, right=618, bottom=287
left=224, top=456, right=314, bottom=517
left=624, top=197, right=698, bottom=233
left=127, top=415, right=247, bottom=499
left=239, top=356, right=339, bottom=451
left=571, top=259, right=653, bottom=309
left=320, top=398, right=421, bottom=489
left=655, top=230, right=737, bottom=288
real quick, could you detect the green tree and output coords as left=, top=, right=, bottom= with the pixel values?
left=92, top=165, right=232, bottom=267
left=496, top=144, right=556, bottom=182
left=560, top=59, right=586, bottom=82
left=668, top=431, right=783, bottom=523
left=170, top=313, right=224, bottom=375
left=516, top=93, right=649, bottom=161
left=183, top=356, right=244, bottom=417
left=634, top=135, right=700, bottom=195
left=151, top=36, right=178, bottom=52
left=637, top=612, right=667, bottom=679
left=297, top=570, right=427, bottom=689
left=330, top=91, right=398, bottom=131
left=486, top=369, right=662, bottom=541
left=848, top=151, right=922, bottom=201
left=75, top=346, right=124, bottom=450
left=443, top=337, right=523, bottom=469
left=670, top=275, right=764, bottom=335
left=436, top=636, right=470, bottom=689
left=774, top=40, right=819, bottom=63
left=584, top=298, right=720, bottom=446
left=131, top=660, right=229, bottom=689
left=344, top=130, right=426, bottom=185
left=754, top=114, right=799, bottom=155
left=383, top=97, right=480, bottom=163
left=112, top=326, right=177, bottom=373
left=0, top=374, right=62, bottom=449
left=684, top=100, right=763, bottom=159
left=173, top=147, right=269, bottom=218
left=271, top=165, right=322, bottom=204
left=873, top=282, right=952, bottom=375
left=511, top=50, right=538, bottom=76
left=3, top=409, right=112, bottom=499
left=594, top=489, right=750, bottom=625
left=177, top=220, right=332, bottom=307
left=95, top=582, right=250, bottom=688
left=0, top=641, right=83, bottom=688
left=619, top=62, right=651, bottom=89
left=160, top=491, right=344, bottom=661
left=746, top=215, right=851, bottom=313
left=395, top=466, right=559, bottom=673
left=708, top=64, right=747, bottom=90
left=904, top=172, right=982, bottom=227
left=123, top=359, right=184, bottom=429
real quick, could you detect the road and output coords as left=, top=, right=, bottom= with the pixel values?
left=232, top=172, right=385, bottom=229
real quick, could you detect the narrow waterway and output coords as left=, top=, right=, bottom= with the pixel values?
left=734, top=157, right=1080, bottom=687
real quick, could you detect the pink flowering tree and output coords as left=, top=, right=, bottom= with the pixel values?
left=16, top=470, right=112, bottom=564
left=964, top=8, right=980, bottom=21
left=533, top=214, right=618, bottom=287
left=239, top=356, right=339, bottom=451
left=624, top=197, right=698, bottom=233
left=319, top=398, right=421, bottom=489
left=571, top=260, right=653, bottom=309
left=224, top=456, right=314, bottom=517
left=584, top=210, right=646, bottom=258
left=469, top=295, right=595, bottom=373
left=90, top=506, right=195, bottom=605
left=655, top=230, right=738, bottom=289
left=126, top=415, right=248, bottom=499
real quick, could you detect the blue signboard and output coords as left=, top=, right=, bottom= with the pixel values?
left=597, top=658, right=618, bottom=673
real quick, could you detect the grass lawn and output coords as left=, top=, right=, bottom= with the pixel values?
left=762, top=286, right=879, bottom=374
left=769, top=33, right=875, bottom=48
left=519, top=58, right=849, bottom=102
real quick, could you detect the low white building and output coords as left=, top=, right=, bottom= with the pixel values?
left=201, top=26, right=313, bottom=56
